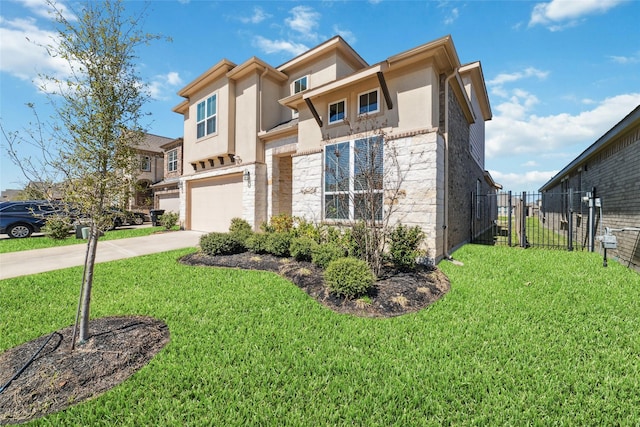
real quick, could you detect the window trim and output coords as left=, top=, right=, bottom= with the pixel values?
left=293, top=75, right=308, bottom=94
left=141, top=155, right=151, bottom=172
left=196, top=93, right=218, bottom=139
left=328, top=99, right=347, bottom=125
left=323, top=136, right=384, bottom=222
left=357, top=88, right=380, bottom=116
left=167, top=149, right=178, bottom=173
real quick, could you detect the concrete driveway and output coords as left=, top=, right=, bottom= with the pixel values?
left=0, top=230, right=203, bottom=280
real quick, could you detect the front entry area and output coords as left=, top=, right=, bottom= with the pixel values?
left=187, top=173, right=243, bottom=232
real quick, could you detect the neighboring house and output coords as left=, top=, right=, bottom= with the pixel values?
left=173, top=35, right=496, bottom=263
left=539, top=105, right=640, bottom=270
left=132, top=133, right=175, bottom=210
left=151, top=137, right=183, bottom=214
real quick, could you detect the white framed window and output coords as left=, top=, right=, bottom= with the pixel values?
left=358, top=89, right=380, bottom=115
left=328, top=99, right=346, bottom=124
left=292, top=108, right=299, bottom=119
left=141, top=155, right=151, bottom=172
left=324, top=136, right=383, bottom=221
left=197, top=94, right=217, bottom=139
left=293, top=76, right=308, bottom=94
left=168, top=149, right=178, bottom=172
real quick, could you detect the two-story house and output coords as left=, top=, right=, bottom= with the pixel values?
left=151, top=137, right=184, bottom=214
left=132, top=133, right=176, bottom=211
left=173, top=35, right=496, bottom=263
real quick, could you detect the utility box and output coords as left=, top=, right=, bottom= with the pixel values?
left=601, top=234, right=617, bottom=249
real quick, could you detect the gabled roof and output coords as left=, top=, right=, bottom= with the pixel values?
left=177, top=59, right=236, bottom=99
left=136, top=133, right=175, bottom=154
left=539, top=105, right=640, bottom=191
left=277, top=36, right=368, bottom=73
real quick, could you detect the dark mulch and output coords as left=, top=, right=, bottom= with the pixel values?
left=0, top=251, right=449, bottom=425
left=0, top=316, right=169, bottom=425
left=180, top=251, right=450, bottom=318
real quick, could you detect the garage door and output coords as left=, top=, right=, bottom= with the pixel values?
left=157, top=193, right=180, bottom=214
left=189, top=174, right=243, bottom=232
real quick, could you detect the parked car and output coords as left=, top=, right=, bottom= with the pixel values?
left=109, top=208, right=147, bottom=227
left=0, top=200, right=68, bottom=238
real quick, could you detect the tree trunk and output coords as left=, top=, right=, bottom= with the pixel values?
left=78, top=222, right=99, bottom=343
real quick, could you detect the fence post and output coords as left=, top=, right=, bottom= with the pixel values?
left=508, top=191, right=512, bottom=247
left=520, top=191, right=527, bottom=248
left=568, top=188, right=574, bottom=251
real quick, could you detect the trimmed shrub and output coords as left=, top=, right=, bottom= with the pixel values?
left=324, top=257, right=375, bottom=298
left=290, top=237, right=318, bottom=262
left=270, top=213, right=293, bottom=233
left=229, top=217, right=253, bottom=244
left=159, top=211, right=179, bottom=230
left=43, top=215, right=72, bottom=240
left=246, top=233, right=269, bottom=254
left=265, top=231, right=292, bottom=257
left=311, top=243, right=345, bottom=269
left=292, top=217, right=321, bottom=241
left=200, top=232, right=245, bottom=256
left=389, top=224, right=425, bottom=271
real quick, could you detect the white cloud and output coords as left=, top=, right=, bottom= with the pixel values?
left=444, top=7, right=459, bottom=25
left=529, top=0, right=626, bottom=30
left=253, top=36, right=308, bottom=56
left=488, top=67, right=549, bottom=87
left=608, top=51, right=640, bottom=64
left=240, top=7, right=270, bottom=24
left=332, top=25, right=356, bottom=45
left=0, top=16, right=70, bottom=82
left=148, top=71, right=184, bottom=100
left=521, top=160, right=539, bottom=168
left=285, top=5, right=320, bottom=40
left=486, top=93, right=640, bottom=159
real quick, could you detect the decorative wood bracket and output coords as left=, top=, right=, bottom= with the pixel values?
left=305, top=98, right=323, bottom=128
left=377, top=71, right=393, bottom=110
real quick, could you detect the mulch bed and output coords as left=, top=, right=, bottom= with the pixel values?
left=0, top=316, right=169, bottom=425
left=0, top=251, right=449, bottom=425
left=180, top=251, right=450, bottom=318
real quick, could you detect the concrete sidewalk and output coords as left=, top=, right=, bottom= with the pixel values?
left=0, top=230, right=203, bottom=280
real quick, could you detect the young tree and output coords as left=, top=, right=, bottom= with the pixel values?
left=4, top=0, right=162, bottom=347
left=324, top=115, right=423, bottom=276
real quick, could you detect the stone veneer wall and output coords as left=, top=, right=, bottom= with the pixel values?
left=291, top=150, right=323, bottom=222
left=242, top=162, right=267, bottom=230
left=265, top=137, right=297, bottom=219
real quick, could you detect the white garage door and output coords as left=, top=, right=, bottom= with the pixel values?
left=157, top=193, right=180, bottom=214
left=189, top=174, right=243, bottom=232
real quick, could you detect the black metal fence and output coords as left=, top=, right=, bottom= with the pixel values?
left=471, top=190, right=597, bottom=251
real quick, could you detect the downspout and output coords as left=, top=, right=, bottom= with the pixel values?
left=442, top=69, right=459, bottom=261
left=259, top=66, right=269, bottom=133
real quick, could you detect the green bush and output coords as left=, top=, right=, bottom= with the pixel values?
left=292, top=217, right=321, bottom=241
left=265, top=231, right=292, bottom=257
left=290, top=237, right=318, bottom=262
left=311, top=243, right=345, bottom=269
left=200, top=232, right=245, bottom=256
left=324, top=257, right=375, bottom=298
left=43, top=215, right=72, bottom=240
left=246, top=233, right=269, bottom=254
left=229, top=217, right=253, bottom=243
left=159, top=211, right=179, bottom=230
left=389, top=224, right=425, bottom=271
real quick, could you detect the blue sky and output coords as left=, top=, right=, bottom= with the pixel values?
left=1, top=0, right=639, bottom=193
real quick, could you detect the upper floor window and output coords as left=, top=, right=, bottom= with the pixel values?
left=328, top=99, right=346, bottom=124
left=293, top=76, right=308, bottom=94
left=358, top=89, right=379, bottom=115
left=324, top=136, right=383, bottom=221
left=141, top=155, right=151, bottom=172
left=197, top=94, right=217, bottom=138
left=167, top=149, right=178, bottom=172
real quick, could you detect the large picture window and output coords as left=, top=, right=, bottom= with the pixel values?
left=324, top=136, right=383, bottom=221
left=197, top=94, right=217, bottom=138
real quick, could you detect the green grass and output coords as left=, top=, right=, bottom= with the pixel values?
left=0, top=226, right=171, bottom=254
left=1, top=245, right=639, bottom=425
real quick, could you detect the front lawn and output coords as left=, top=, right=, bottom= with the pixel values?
left=1, top=245, right=638, bottom=425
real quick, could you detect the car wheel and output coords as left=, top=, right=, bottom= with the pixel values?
left=8, top=224, right=33, bottom=238
left=133, top=216, right=144, bottom=225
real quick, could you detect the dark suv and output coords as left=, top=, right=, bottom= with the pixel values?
left=0, top=200, right=66, bottom=238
